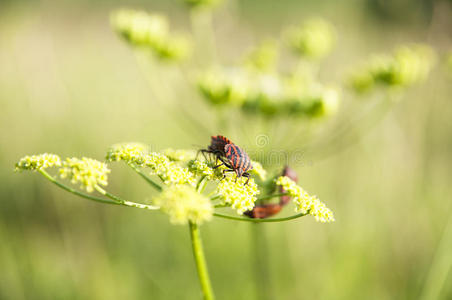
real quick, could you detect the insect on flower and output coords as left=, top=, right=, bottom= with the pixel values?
left=245, top=165, right=299, bottom=219
left=279, top=165, right=298, bottom=205
left=199, top=135, right=253, bottom=184
left=244, top=203, right=282, bottom=219
left=199, top=135, right=232, bottom=160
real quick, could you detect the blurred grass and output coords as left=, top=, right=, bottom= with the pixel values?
left=1, top=0, right=452, bottom=299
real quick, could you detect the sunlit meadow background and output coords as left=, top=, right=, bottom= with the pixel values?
left=1, top=0, right=452, bottom=299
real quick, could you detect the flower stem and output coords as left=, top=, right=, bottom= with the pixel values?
left=190, top=9, right=217, bottom=66
left=213, top=212, right=308, bottom=223
left=196, top=176, right=208, bottom=192
left=128, top=163, right=162, bottom=191
left=189, top=221, right=215, bottom=300
left=94, top=185, right=159, bottom=210
left=38, top=169, right=159, bottom=210
left=252, top=224, right=273, bottom=300
left=38, top=169, right=120, bottom=206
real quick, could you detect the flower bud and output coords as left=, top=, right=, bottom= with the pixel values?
left=15, top=154, right=61, bottom=171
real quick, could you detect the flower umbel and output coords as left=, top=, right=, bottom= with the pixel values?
left=349, top=44, right=435, bottom=93
left=155, top=185, right=213, bottom=225
left=111, top=9, right=190, bottom=62
left=16, top=143, right=334, bottom=224
left=144, top=152, right=196, bottom=186
left=276, top=176, right=334, bottom=222
left=111, top=9, right=169, bottom=46
left=15, top=153, right=61, bottom=171
left=216, top=176, right=260, bottom=215
left=106, top=143, right=148, bottom=165
left=59, top=157, right=110, bottom=193
left=285, top=18, right=335, bottom=59
left=188, top=159, right=215, bottom=180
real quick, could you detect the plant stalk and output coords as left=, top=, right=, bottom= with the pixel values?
left=189, top=221, right=215, bottom=300
left=252, top=223, right=273, bottom=300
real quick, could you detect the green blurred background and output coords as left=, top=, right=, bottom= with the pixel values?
left=1, top=0, right=452, bottom=299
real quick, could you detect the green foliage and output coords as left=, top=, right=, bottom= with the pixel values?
left=2, top=0, right=451, bottom=299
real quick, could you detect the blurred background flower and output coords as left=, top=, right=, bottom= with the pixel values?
left=2, top=0, right=452, bottom=299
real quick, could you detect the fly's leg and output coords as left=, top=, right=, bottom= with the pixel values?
left=243, top=172, right=250, bottom=185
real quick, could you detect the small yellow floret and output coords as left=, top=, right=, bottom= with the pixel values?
left=216, top=176, right=260, bottom=215
left=154, top=185, right=213, bottom=225
left=59, top=157, right=110, bottom=193
left=15, top=153, right=61, bottom=171
left=276, top=176, right=334, bottom=222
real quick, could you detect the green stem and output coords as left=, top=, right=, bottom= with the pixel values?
left=420, top=212, right=452, bottom=300
left=38, top=169, right=120, bottom=206
left=189, top=9, right=217, bottom=66
left=94, top=185, right=159, bottom=210
left=38, top=169, right=159, bottom=210
left=196, top=176, right=208, bottom=192
left=128, top=163, right=162, bottom=191
left=210, top=195, right=222, bottom=201
left=252, top=224, right=272, bottom=300
left=189, top=221, right=215, bottom=300
left=309, top=93, right=394, bottom=160
left=213, top=212, right=308, bottom=223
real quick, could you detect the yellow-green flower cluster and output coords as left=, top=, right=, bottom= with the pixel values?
left=111, top=9, right=190, bottom=61
left=16, top=147, right=336, bottom=226
left=106, top=145, right=198, bottom=186
left=106, top=143, right=148, bottom=165
left=243, top=73, right=340, bottom=118
left=15, top=153, right=61, bottom=171
left=144, top=152, right=196, bottom=186
left=182, top=0, right=222, bottom=9
left=285, top=18, right=335, bottom=60
left=276, top=176, right=334, bottom=222
left=216, top=176, right=260, bottom=215
left=188, top=159, right=215, bottom=180
left=197, top=66, right=340, bottom=118
left=59, top=157, right=110, bottom=193
left=250, top=161, right=267, bottom=180
left=244, top=40, right=279, bottom=73
left=154, top=185, right=213, bottom=225
left=198, top=67, right=250, bottom=106
left=164, top=148, right=197, bottom=162
left=349, top=45, right=435, bottom=93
